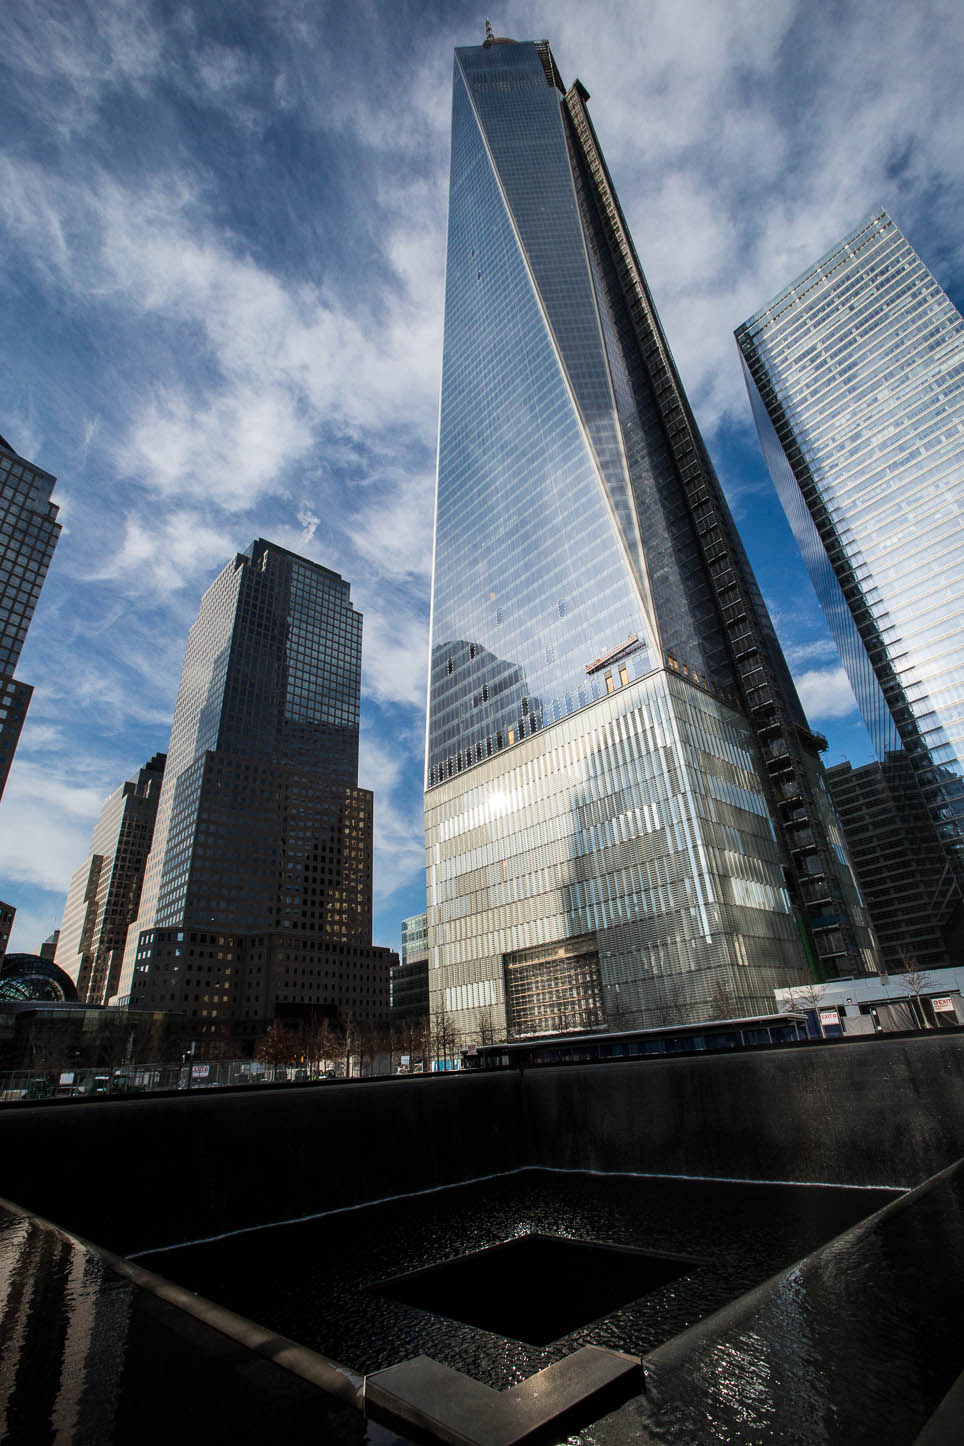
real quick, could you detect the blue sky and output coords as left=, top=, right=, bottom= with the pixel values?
left=2, top=0, right=963, bottom=956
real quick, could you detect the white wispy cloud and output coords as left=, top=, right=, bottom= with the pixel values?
left=793, top=666, right=860, bottom=723
left=6, top=0, right=164, bottom=137
left=348, top=468, right=436, bottom=583
left=359, top=727, right=427, bottom=905
left=2, top=0, right=960, bottom=954
left=90, top=511, right=237, bottom=594
left=358, top=600, right=430, bottom=713
left=553, top=0, right=964, bottom=428
left=782, top=638, right=841, bottom=669
left=16, top=722, right=66, bottom=753
left=1, top=155, right=444, bottom=528
left=0, top=761, right=110, bottom=893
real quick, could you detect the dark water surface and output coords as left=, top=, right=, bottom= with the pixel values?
left=138, top=1169, right=897, bottom=1390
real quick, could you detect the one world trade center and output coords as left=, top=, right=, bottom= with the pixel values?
left=424, top=31, right=876, bottom=1042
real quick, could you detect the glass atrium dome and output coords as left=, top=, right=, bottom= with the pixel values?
left=0, top=954, right=79, bottom=1003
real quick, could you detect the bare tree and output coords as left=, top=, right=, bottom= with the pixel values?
left=783, top=979, right=829, bottom=1037
left=340, top=1011, right=358, bottom=1079
left=652, top=979, right=684, bottom=1028
left=322, top=1020, right=347, bottom=1077
left=354, top=1018, right=385, bottom=1078
left=605, top=994, right=639, bottom=1032
left=302, top=1012, right=340, bottom=1077
left=431, top=1002, right=458, bottom=1073
left=709, top=980, right=741, bottom=1021
left=555, top=1003, right=582, bottom=1034
left=895, top=951, right=933, bottom=1029
left=255, top=1021, right=296, bottom=1070
left=476, top=1007, right=497, bottom=1047
left=394, top=1014, right=428, bottom=1073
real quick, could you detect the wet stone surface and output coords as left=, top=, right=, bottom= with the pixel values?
left=138, top=1169, right=897, bottom=1390
left=585, top=1161, right=964, bottom=1445
left=0, top=1208, right=372, bottom=1446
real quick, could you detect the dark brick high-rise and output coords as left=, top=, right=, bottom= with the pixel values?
left=120, top=541, right=393, bottom=1050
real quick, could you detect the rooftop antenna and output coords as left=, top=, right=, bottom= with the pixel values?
left=484, top=18, right=495, bottom=44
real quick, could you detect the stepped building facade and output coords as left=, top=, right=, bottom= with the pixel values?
left=118, top=541, right=393, bottom=1052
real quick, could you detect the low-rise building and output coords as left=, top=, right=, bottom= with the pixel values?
left=775, top=968, right=964, bottom=1036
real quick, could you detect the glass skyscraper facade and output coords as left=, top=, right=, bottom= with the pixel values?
left=426, top=35, right=875, bottom=1043
left=118, top=541, right=392, bottom=1050
left=737, top=211, right=964, bottom=943
left=401, top=912, right=428, bottom=966
left=0, top=433, right=61, bottom=799
left=825, top=754, right=964, bottom=973
left=391, top=911, right=429, bottom=1023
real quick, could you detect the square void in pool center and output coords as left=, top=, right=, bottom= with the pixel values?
left=372, top=1232, right=697, bottom=1345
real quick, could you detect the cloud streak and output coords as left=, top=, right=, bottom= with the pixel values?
left=2, top=0, right=961, bottom=952
left=794, top=666, right=860, bottom=724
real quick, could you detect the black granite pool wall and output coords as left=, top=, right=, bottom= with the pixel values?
left=1, top=1071, right=528, bottom=1254
left=525, top=1034, right=964, bottom=1188
left=3, top=1035, right=963, bottom=1254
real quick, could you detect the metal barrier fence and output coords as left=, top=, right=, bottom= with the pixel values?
left=0, top=1059, right=350, bottom=1101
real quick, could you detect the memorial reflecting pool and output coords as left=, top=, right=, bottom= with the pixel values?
left=137, top=1169, right=897, bottom=1389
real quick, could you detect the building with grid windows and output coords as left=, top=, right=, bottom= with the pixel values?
left=737, top=211, right=964, bottom=957
left=391, top=912, right=429, bottom=1022
left=0, top=434, right=61, bottom=799
left=118, top=541, right=394, bottom=1051
left=825, top=756, right=964, bottom=972
left=424, top=33, right=876, bottom=1045
left=0, top=902, right=14, bottom=960
left=401, top=912, right=428, bottom=964
left=55, top=753, right=166, bottom=1005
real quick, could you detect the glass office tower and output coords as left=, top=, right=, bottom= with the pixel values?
left=737, top=211, right=964, bottom=943
left=0, top=434, right=61, bottom=800
left=391, top=911, right=429, bottom=1024
left=118, top=541, right=392, bottom=1051
left=425, top=35, right=875, bottom=1044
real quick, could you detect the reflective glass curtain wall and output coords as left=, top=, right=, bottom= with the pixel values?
left=426, top=36, right=876, bottom=1043
left=738, top=211, right=964, bottom=929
